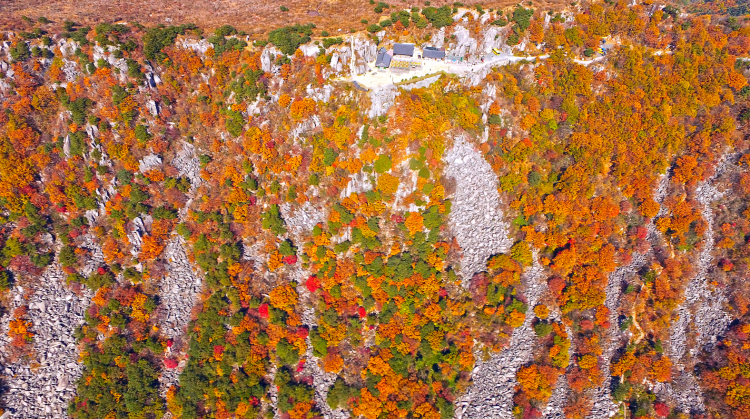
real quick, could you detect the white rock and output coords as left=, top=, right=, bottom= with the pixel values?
left=146, top=100, right=160, bottom=116
left=0, top=264, right=91, bottom=419
left=139, top=153, right=162, bottom=173
left=299, top=43, right=320, bottom=57
left=368, top=85, right=398, bottom=118
left=306, top=84, right=333, bottom=103
left=444, top=136, right=512, bottom=283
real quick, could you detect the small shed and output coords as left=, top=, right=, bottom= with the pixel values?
left=423, top=46, right=445, bottom=60
left=375, top=47, right=392, bottom=68
left=393, top=43, right=415, bottom=57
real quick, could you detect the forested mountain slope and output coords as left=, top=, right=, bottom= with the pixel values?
left=0, top=2, right=749, bottom=419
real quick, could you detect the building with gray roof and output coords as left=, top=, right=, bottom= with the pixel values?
left=423, top=46, right=445, bottom=60
left=393, top=43, right=415, bottom=57
left=375, top=47, right=392, bottom=68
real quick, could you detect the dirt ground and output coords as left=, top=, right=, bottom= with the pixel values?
left=0, top=0, right=564, bottom=34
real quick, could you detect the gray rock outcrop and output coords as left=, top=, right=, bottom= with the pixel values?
left=306, top=84, right=333, bottom=103
left=349, top=37, right=377, bottom=74
left=299, top=44, right=321, bottom=57
left=330, top=46, right=352, bottom=73
left=449, top=26, right=478, bottom=57
left=157, top=238, right=202, bottom=394
left=664, top=156, right=737, bottom=415
left=351, top=37, right=377, bottom=62
left=291, top=115, right=321, bottom=139
left=172, top=142, right=202, bottom=189
left=367, top=86, right=398, bottom=118
left=61, top=59, right=81, bottom=82
left=92, top=45, right=128, bottom=77
left=280, top=202, right=326, bottom=243
left=400, top=75, right=442, bottom=91
left=261, top=46, right=283, bottom=73
left=429, top=27, right=446, bottom=49
left=444, top=136, right=513, bottom=283
left=456, top=258, right=547, bottom=419
left=146, top=99, right=160, bottom=116
left=158, top=237, right=201, bottom=340
left=139, top=153, right=162, bottom=173
left=0, top=266, right=91, bottom=418
left=179, top=38, right=211, bottom=55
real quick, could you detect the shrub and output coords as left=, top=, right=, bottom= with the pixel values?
left=422, top=6, right=453, bottom=28
left=279, top=239, right=297, bottom=256
left=619, top=316, right=633, bottom=331
left=510, top=241, right=533, bottom=266
left=374, top=2, right=389, bottom=13
left=59, top=245, right=77, bottom=267
left=488, top=114, right=503, bottom=125
left=0, top=271, right=13, bottom=291
left=268, top=23, right=315, bottom=55
left=276, top=338, right=299, bottom=366
left=322, top=37, right=344, bottom=49
left=207, top=29, right=248, bottom=56
left=262, top=204, right=287, bottom=235
left=134, top=125, right=151, bottom=143
left=84, top=270, right=115, bottom=290
left=123, top=267, right=143, bottom=283
left=528, top=171, right=543, bottom=187
left=327, top=378, right=353, bottom=409
left=309, top=328, right=328, bottom=357
left=10, top=41, right=30, bottom=62
left=512, top=6, right=534, bottom=32
left=143, top=24, right=197, bottom=61
left=534, top=321, right=553, bottom=337
left=63, top=20, right=77, bottom=32
left=152, top=206, right=177, bottom=220
left=374, top=154, right=392, bottom=173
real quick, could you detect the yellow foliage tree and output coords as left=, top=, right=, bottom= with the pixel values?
left=405, top=212, right=424, bottom=236
left=377, top=173, right=400, bottom=195
left=269, top=283, right=298, bottom=313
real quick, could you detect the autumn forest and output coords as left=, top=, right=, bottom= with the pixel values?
left=0, top=1, right=749, bottom=419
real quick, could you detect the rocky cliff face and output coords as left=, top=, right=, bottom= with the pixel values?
left=261, top=46, right=283, bottom=73
left=449, top=25, right=478, bottom=57
left=367, top=85, right=398, bottom=118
